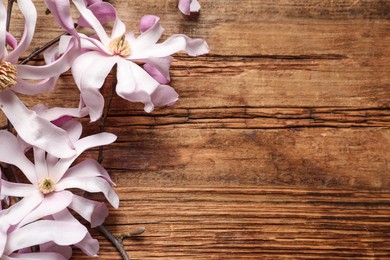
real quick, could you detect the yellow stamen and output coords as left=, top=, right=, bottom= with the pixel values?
left=38, top=178, right=56, bottom=194
left=109, top=34, right=131, bottom=57
left=0, top=61, right=17, bottom=90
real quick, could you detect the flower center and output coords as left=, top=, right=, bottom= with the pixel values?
left=38, top=178, right=56, bottom=194
left=109, top=34, right=131, bottom=57
left=0, top=61, right=17, bottom=90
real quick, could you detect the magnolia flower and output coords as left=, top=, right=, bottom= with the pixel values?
left=0, top=120, right=118, bottom=229
left=46, top=0, right=209, bottom=121
left=0, top=194, right=97, bottom=259
left=0, top=0, right=81, bottom=158
left=178, top=0, right=201, bottom=15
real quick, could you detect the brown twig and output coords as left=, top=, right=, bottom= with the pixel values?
left=20, top=32, right=67, bottom=65
left=6, top=0, right=14, bottom=32
left=97, top=225, right=131, bottom=260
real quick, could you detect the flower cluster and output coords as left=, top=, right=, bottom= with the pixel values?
left=0, top=0, right=207, bottom=258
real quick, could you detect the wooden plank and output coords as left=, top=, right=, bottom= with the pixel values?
left=94, top=127, right=389, bottom=190
left=72, top=187, right=390, bottom=259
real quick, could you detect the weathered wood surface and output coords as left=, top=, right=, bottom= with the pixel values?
left=4, top=0, right=390, bottom=259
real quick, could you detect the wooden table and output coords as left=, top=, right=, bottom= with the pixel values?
left=7, top=0, right=390, bottom=259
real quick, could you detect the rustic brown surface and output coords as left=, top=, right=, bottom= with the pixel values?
left=4, top=0, right=390, bottom=259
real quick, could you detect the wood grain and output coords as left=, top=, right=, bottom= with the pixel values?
left=2, top=0, right=389, bottom=259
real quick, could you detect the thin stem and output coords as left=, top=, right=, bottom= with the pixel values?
left=98, top=65, right=117, bottom=164
left=6, top=0, right=14, bottom=32
left=20, top=32, right=66, bottom=65
left=97, top=225, right=130, bottom=260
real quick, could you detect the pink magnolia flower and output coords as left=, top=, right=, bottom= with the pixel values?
left=0, top=120, right=118, bottom=229
left=0, top=0, right=80, bottom=158
left=178, top=0, right=201, bottom=15
left=45, top=0, right=117, bottom=37
left=0, top=194, right=97, bottom=259
left=46, top=0, right=209, bottom=121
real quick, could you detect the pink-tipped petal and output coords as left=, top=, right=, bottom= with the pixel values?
left=78, top=2, right=116, bottom=28
left=72, top=0, right=110, bottom=45
left=69, top=194, right=109, bottom=227
left=6, top=32, right=17, bottom=50
left=143, top=56, right=173, bottom=84
left=178, top=0, right=201, bottom=15
left=44, top=0, right=78, bottom=37
left=0, top=90, right=76, bottom=158
left=136, top=15, right=164, bottom=47
left=5, top=0, right=37, bottom=63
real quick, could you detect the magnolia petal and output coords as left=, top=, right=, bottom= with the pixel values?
left=6, top=32, right=17, bottom=50
left=75, top=232, right=99, bottom=257
left=178, top=0, right=201, bottom=15
left=64, top=159, right=114, bottom=185
left=135, top=15, right=164, bottom=47
left=4, top=220, right=88, bottom=255
left=0, top=192, right=44, bottom=225
left=132, top=34, right=209, bottom=59
left=36, top=106, right=88, bottom=123
left=52, top=209, right=99, bottom=256
left=143, top=56, right=173, bottom=84
left=78, top=2, right=116, bottom=28
left=72, top=51, right=117, bottom=122
left=116, top=60, right=160, bottom=112
left=51, top=132, right=116, bottom=182
left=0, top=90, right=76, bottom=158
left=0, top=180, right=36, bottom=197
left=61, top=119, right=83, bottom=143
left=44, top=0, right=78, bottom=37
left=151, top=85, right=179, bottom=108
left=17, top=191, right=74, bottom=228
left=69, top=194, right=109, bottom=227
left=0, top=131, right=36, bottom=184
left=16, top=40, right=78, bottom=80
left=56, top=176, right=119, bottom=208
left=11, top=77, right=57, bottom=95
left=72, top=0, right=110, bottom=45
left=0, top=1, right=6, bottom=60
left=33, top=147, right=49, bottom=181
left=111, top=15, right=126, bottom=39
left=5, top=0, right=37, bottom=63
left=40, top=243, right=72, bottom=260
